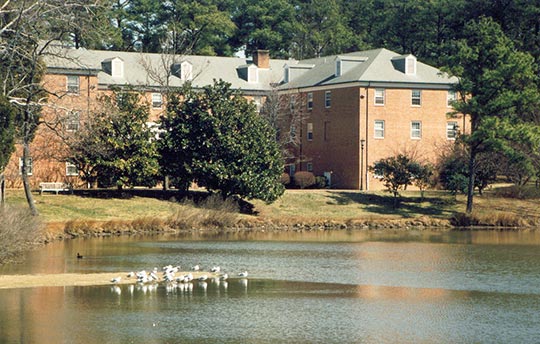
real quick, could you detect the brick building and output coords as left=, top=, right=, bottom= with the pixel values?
left=5, top=45, right=462, bottom=190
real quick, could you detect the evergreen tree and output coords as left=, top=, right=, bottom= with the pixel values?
left=159, top=80, right=285, bottom=203
left=68, top=91, right=160, bottom=190
left=446, top=17, right=540, bottom=213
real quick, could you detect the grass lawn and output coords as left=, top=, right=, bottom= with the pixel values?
left=6, top=185, right=539, bottom=227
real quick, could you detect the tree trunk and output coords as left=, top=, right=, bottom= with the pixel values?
left=22, top=142, right=38, bottom=216
left=0, top=172, right=5, bottom=206
left=466, top=149, right=476, bottom=214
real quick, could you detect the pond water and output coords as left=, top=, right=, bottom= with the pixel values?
left=1, top=230, right=540, bottom=343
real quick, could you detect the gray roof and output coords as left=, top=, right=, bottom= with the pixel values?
left=281, top=48, right=458, bottom=89
left=43, top=46, right=456, bottom=93
left=43, top=46, right=287, bottom=94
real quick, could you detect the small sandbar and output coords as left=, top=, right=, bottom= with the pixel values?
left=0, top=271, right=219, bottom=290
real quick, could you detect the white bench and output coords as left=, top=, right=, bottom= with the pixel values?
left=39, top=182, right=71, bottom=195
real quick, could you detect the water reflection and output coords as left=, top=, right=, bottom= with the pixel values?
left=2, top=230, right=540, bottom=342
left=2, top=279, right=540, bottom=343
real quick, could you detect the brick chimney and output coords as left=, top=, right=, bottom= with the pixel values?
left=253, top=49, right=270, bottom=69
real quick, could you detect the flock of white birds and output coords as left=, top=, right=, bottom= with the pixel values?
left=109, top=264, right=248, bottom=286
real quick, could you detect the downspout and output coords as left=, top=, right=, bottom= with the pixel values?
left=365, top=83, right=370, bottom=191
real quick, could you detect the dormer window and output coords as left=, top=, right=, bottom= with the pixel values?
left=336, top=59, right=342, bottom=77
left=391, top=54, right=417, bottom=75
left=237, top=64, right=258, bottom=83
left=283, top=63, right=315, bottom=83
left=102, top=57, right=124, bottom=78
left=405, top=56, right=416, bottom=75
left=171, top=61, right=193, bottom=81
left=247, top=65, right=258, bottom=83
left=180, top=61, right=192, bottom=81
left=335, top=56, right=367, bottom=77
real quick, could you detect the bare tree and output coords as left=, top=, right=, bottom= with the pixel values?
left=0, top=0, right=104, bottom=214
left=260, top=88, right=311, bottom=172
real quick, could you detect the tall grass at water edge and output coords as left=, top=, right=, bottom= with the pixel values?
left=0, top=206, right=43, bottom=264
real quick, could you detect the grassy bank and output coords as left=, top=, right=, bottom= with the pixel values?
left=3, top=185, right=540, bottom=241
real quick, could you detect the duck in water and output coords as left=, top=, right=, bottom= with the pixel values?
left=77, top=253, right=83, bottom=259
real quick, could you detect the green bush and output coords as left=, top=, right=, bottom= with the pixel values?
left=314, top=176, right=327, bottom=188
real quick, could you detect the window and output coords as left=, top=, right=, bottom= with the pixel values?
left=152, top=93, right=162, bottom=108
left=406, top=56, right=416, bottom=75
left=290, top=124, right=297, bottom=141
left=67, top=75, right=80, bottom=94
left=19, top=157, right=33, bottom=176
left=374, top=120, right=385, bottom=138
left=65, top=111, right=80, bottom=132
left=447, top=90, right=457, bottom=107
left=66, top=162, right=78, bottom=176
left=307, top=162, right=313, bottom=172
left=289, top=164, right=296, bottom=176
left=374, top=88, right=385, bottom=105
left=411, top=121, right=422, bottom=139
left=289, top=95, right=296, bottom=112
left=307, top=92, right=313, bottom=110
left=307, top=123, right=313, bottom=141
left=325, top=91, right=331, bottom=108
left=411, top=89, right=421, bottom=106
left=447, top=121, right=458, bottom=139
left=112, top=58, right=124, bottom=78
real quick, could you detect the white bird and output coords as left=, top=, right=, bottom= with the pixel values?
left=238, top=271, right=248, bottom=278
left=111, top=277, right=122, bottom=284
left=198, top=274, right=208, bottom=281
left=191, top=264, right=200, bottom=271
left=220, top=273, right=228, bottom=281
left=211, top=266, right=220, bottom=273
left=127, top=272, right=135, bottom=278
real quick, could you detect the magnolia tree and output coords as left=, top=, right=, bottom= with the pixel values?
left=159, top=80, right=285, bottom=203
left=67, top=91, right=160, bottom=190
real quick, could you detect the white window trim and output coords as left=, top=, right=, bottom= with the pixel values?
left=19, top=157, right=33, bottom=176
left=374, top=88, right=385, bottom=106
left=307, top=122, right=313, bottom=141
left=66, top=162, right=78, bottom=176
left=65, top=111, right=80, bottom=132
left=325, top=91, right=331, bottom=108
left=411, top=121, right=422, bottom=139
left=447, top=90, right=456, bottom=107
left=446, top=121, right=458, bottom=140
left=374, top=120, right=385, bottom=139
left=152, top=93, right=163, bottom=109
left=307, top=92, right=313, bottom=110
left=411, top=89, right=421, bottom=106
left=335, top=60, right=342, bottom=77
left=67, top=75, right=80, bottom=95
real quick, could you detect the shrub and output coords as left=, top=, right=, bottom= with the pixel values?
left=0, top=206, right=43, bottom=264
left=280, top=173, right=291, bottom=186
left=314, top=176, right=327, bottom=188
left=294, top=171, right=316, bottom=189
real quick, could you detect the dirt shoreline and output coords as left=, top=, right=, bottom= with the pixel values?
left=0, top=271, right=220, bottom=289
